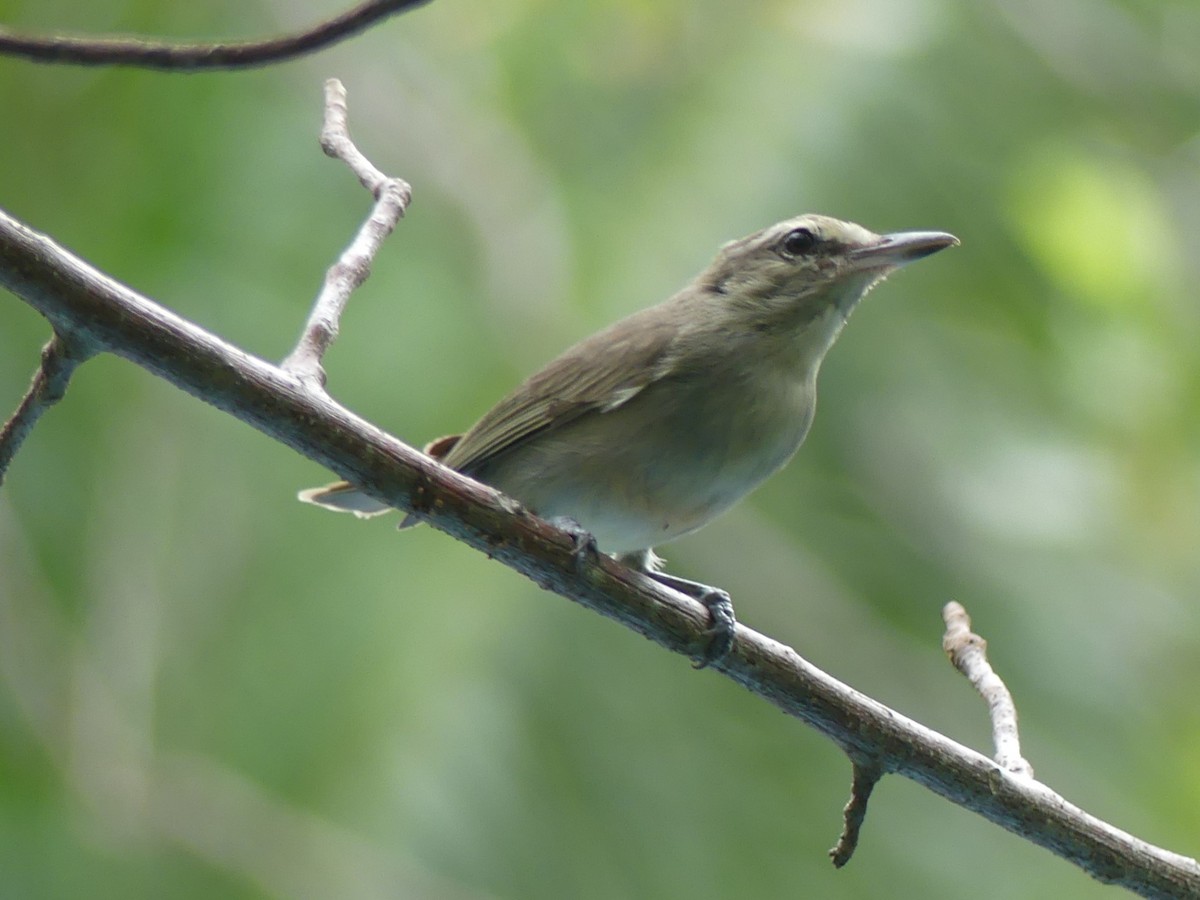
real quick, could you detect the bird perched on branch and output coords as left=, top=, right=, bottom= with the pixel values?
left=300, top=214, right=958, bottom=666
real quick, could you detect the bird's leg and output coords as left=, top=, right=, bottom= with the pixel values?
left=546, top=516, right=599, bottom=573
left=552, top=533, right=737, bottom=667
left=621, top=551, right=737, bottom=669
left=650, top=572, right=737, bottom=669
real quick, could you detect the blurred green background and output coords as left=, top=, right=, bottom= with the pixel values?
left=2, top=0, right=1199, bottom=897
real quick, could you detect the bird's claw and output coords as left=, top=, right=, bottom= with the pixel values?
left=692, top=587, right=736, bottom=669
left=547, top=516, right=599, bottom=573
left=643, top=570, right=737, bottom=668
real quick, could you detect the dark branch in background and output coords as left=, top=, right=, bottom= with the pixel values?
left=1, top=82, right=1199, bottom=900
left=0, top=331, right=93, bottom=484
left=0, top=0, right=432, bottom=71
left=943, top=601, right=1034, bottom=777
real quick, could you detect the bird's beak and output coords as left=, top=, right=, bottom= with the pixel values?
left=850, top=230, right=959, bottom=270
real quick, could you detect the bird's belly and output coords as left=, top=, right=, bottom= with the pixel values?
left=477, top=376, right=816, bottom=555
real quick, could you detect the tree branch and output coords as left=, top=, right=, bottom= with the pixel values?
left=943, top=600, right=1035, bottom=777
left=1, top=91, right=1199, bottom=900
left=829, top=756, right=883, bottom=868
left=4, top=206, right=1200, bottom=900
left=0, top=0, right=432, bottom=70
left=0, top=330, right=93, bottom=485
left=283, top=79, right=412, bottom=388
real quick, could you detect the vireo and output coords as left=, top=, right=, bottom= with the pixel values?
left=301, top=214, right=958, bottom=665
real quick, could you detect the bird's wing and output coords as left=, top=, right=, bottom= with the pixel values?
left=441, top=308, right=680, bottom=475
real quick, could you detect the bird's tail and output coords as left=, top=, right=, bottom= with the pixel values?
left=298, top=434, right=463, bottom=527
left=297, top=481, right=394, bottom=519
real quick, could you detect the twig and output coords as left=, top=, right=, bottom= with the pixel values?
left=281, top=80, right=412, bottom=388
left=943, top=601, right=1034, bottom=777
left=0, top=0, right=432, bottom=71
left=829, top=757, right=884, bottom=868
left=0, top=331, right=92, bottom=485
left=318, top=78, right=405, bottom=194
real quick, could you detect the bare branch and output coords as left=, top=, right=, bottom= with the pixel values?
left=943, top=601, right=1035, bottom=777
left=0, top=330, right=93, bottom=485
left=3, top=210, right=1199, bottom=897
left=829, top=757, right=883, bottom=868
left=0, top=0, right=432, bottom=71
left=318, top=78, right=402, bottom=194
left=282, top=79, right=412, bottom=387
left=2, top=78, right=1198, bottom=896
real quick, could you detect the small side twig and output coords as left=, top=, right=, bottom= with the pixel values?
left=0, top=0, right=432, bottom=71
left=0, top=331, right=92, bottom=485
left=282, top=79, right=413, bottom=388
left=943, top=601, right=1034, bottom=777
left=829, top=756, right=884, bottom=867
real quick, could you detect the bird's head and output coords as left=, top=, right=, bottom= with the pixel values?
left=704, top=214, right=958, bottom=330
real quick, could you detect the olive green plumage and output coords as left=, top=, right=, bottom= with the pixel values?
left=300, top=214, right=957, bottom=567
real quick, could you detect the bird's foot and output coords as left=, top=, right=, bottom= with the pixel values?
left=645, top=571, right=737, bottom=669
left=546, top=516, right=599, bottom=573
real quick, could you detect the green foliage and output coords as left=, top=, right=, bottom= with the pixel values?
left=2, top=0, right=1198, bottom=896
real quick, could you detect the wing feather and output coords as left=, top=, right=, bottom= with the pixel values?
left=441, top=307, right=680, bottom=475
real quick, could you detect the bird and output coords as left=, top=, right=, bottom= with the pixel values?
left=300, top=214, right=958, bottom=665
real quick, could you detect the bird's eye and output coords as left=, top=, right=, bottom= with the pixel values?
left=780, top=228, right=818, bottom=257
